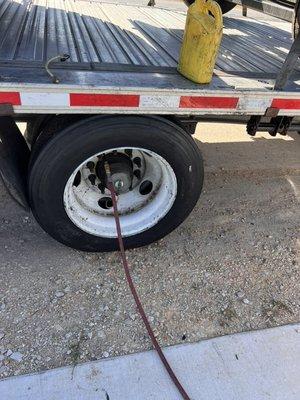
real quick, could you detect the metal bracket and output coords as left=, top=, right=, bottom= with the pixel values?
left=270, top=116, right=293, bottom=136
left=226, top=0, right=293, bottom=21
left=274, top=32, right=300, bottom=90
left=247, top=0, right=300, bottom=137
left=247, top=115, right=261, bottom=136
left=45, top=54, right=70, bottom=84
left=264, top=107, right=279, bottom=118
left=247, top=115, right=293, bottom=136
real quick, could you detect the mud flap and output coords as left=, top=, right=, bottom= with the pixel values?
left=0, top=117, right=30, bottom=209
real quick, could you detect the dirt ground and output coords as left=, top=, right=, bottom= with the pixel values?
left=0, top=121, right=299, bottom=378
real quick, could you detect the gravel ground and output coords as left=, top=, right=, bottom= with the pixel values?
left=0, top=123, right=299, bottom=379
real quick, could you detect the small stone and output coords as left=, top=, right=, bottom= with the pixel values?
left=0, top=355, right=5, bottom=361
left=152, top=329, right=159, bottom=338
left=64, top=287, right=71, bottom=293
left=0, top=366, right=8, bottom=374
left=87, top=332, right=93, bottom=340
left=65, top=332, right=72, bottom=340
left=0, top=302, right=6, bottom=311
left=102, top=351, right=109, bottom=358
left=97, top=330, right=106, bottom=339
left=9, top=352, right=23, bottom=362
left=266, top=310, right=272, bottom=317
left=0, top=332, right=4, bottom=340
left=6, top=349, right=12, bottom=357
left=236, top=291, right=245, bottom=299
left=242, top=298, right=250, bottom=305
left=55, top=291, right=65, bottom=298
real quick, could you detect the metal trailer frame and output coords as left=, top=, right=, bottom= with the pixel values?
left=0, top=0, right=300, bottom=211
left=0, top=0, right=299, bottom=126
left=225, top=0, right=295, bottom=22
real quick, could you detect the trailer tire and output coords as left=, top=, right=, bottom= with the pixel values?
left=25, top=115, right=54, bottom=146
left=29, top=115, right=89, bottom=166
left=28, top=116, right=203, bottom=252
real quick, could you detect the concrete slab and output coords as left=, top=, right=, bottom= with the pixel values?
left=0, top=324, right=299, bottom=400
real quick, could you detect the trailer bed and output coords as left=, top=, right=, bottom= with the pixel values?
left=1, top=0, right=300, bottom=116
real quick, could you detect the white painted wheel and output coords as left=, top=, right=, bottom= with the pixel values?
left=63, top=148, right=177, bottom=238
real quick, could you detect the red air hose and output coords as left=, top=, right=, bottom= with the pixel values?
left=105, top=162, right=191, bottom=400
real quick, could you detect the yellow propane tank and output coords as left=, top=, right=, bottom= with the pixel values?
left=177, top=0, right=223, bottom=84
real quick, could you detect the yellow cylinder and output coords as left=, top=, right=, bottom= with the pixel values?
left=177, top=0, right=223, bottom=84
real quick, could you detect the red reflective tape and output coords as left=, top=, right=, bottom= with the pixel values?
left=0, top=92, right=21, bottom=105
left=70, top=93, right=140, bottom=107
left=180, top=96, right=239, bottom=109
left=271, top=98, right=300, bottom=109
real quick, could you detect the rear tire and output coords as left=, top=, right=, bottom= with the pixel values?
left=28, top=116, right=204, bottom=252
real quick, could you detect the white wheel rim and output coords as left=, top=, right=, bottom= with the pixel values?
left=63, top=147, right=177, bottom=238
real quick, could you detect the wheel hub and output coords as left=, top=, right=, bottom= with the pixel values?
left=96, top=153, right=133, bottom=194
left=64, top=147, right=177, bottom=238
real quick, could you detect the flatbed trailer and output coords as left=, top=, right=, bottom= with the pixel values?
left=0, top=0, right=299, bottom=251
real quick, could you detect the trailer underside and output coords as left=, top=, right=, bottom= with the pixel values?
left=0, top=0, right=300, bottom=116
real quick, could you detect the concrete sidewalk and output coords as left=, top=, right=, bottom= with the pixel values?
left=0, top=324, right=299, bottom=400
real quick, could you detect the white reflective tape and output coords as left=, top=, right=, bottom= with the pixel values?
left=237, top=97, right=272, bottom=112
left=140, top=95, right=180, bottom=109
left=20, top=92, right=69, bottom=107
